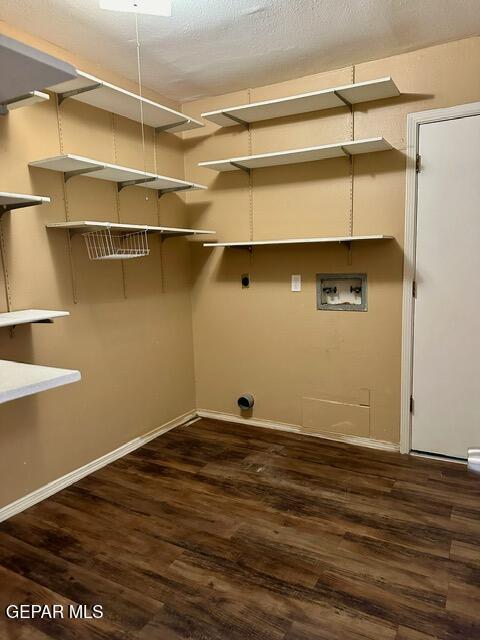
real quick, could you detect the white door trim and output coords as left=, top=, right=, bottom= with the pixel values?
left=400, top=101, right=480, bottom=454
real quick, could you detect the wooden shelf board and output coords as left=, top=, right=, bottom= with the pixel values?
left=30, top=154, right=206, bottom=192
left=0, top=359, right=80, bottom=404
left=46, top=220, right=215, bottom=236
left=202, top=77, right=400, bottom=127
left=198, top=137, right=392, bottom=172
left=204, top=235, right=394, bottom=248
left=48, top=70, right=203, bottom=133
left=0, top=309, right=69, bottom=328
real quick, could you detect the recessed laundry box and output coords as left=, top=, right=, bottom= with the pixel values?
left=316, top=273, right=367, bottom=311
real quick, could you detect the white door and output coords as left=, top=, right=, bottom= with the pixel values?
left=412, top=114, right=480, bottom=459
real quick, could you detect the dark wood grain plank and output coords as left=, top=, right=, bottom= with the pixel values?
left=1, top=418, right=480, bottom=639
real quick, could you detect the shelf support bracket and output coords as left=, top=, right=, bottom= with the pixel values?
left=159, top=230, right=196, bottom=241
left=230, top=161, right=251, bottom=175
left=333, top=90, right=352, bottom=108
left=221, top=111, right=250, bottom=128
left=60, top=227, right=82, bottom=237
left=340, top=239, right=353, bottom=264
left=160, top=233, right=186, bottom=241
left=158, top=185, right=194, bottom=199
left=57, top=83, right=102, bottom=106
left=155, top=118, right=190, bottom=133
left=0, top=93, right=39, bottom=115
left=0, top=202, right=42, bottom=216
left=117, top=177, right=156, bottom=192
left=231, top=245, right=253, bottom=253
left=64, top=166, right=105, bottom=182
left=9, top=319, right=55, bottom=331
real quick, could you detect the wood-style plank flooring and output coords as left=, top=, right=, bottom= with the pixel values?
left=1, top=417, right=480, bottom=639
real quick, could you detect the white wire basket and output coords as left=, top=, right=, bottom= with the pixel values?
left=82, top=228, right=150, bottom=260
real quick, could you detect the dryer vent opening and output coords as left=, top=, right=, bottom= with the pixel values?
left=238, top=394, right=254, bottom=410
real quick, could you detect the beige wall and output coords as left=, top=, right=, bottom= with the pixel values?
left=184, top=36, right=480, bottom=444
left=1, top=23, right=480, bottom=509
left=0, top=23, right=197, bottom=508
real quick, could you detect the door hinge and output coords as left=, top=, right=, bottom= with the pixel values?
left=415, top=154, right=421, bottom=173
left=410, top=396, right=414, bottom=414
left=412, top=280, right=417, bottom=298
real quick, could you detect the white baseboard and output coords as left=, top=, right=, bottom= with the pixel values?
left=0, top=410, right=197, bottom=524
left=196, top=409, right=400, bottom=452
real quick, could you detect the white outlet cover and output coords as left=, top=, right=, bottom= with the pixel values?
left=291, top=274, right=301, bottom=292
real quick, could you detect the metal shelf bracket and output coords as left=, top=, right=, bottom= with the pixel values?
left=0, top=201, right=43, bottom=216
left=230, top=161, right=251, bottom=174
left=156, top=118, right=190, bottom=133
left=221, top=111, right=250, bottom=128
left=64, top=166, right=105, bottom=182
left=333, top=90, right=352, bottom=108
left=57, top=83, right=102, bottom=106
left=117, top=177, right=156, bottom=192
left=158, top=185, right=194, bottom=199
left=231, top=244, right=253, bottom=253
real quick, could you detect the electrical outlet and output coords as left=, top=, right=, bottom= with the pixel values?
left=291, top=274, right=301, bottom=292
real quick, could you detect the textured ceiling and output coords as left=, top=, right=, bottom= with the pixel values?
left=1, top=0, right=480, bottom=102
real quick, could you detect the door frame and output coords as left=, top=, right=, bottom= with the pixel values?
left=400, top=101, right=480, bottom=454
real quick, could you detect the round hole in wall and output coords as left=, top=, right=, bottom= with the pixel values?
left=241, top=274, right=250, bottom=288
left=238, top=394, right=254, bottom=410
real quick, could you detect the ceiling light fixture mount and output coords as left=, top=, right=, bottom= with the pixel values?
left=99, top=0, right=172, bottom=16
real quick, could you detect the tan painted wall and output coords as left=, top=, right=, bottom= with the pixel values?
left=184, top=36, right=480, bottom=444
left=0, top=23, right=197, bottom=508
left=1, top=22, right=479, bottom=509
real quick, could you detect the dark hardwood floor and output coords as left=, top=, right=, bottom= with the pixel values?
left=1, top=417, right=480, bottom=639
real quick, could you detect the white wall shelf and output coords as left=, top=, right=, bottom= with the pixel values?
left=48, top=70, right=203, bottom=133
left=204, top=235, right=394, bottom=248
left=0, top=192, right=51, bottom=216
left=198, top=137, right=392, bottom=172
left=202, top=77, right=400, bottom=127
left=0, top=33, right=76, bottom=107
left=47, top=220, right=215, bottom=238
left=0, top=309, right=69, bottom=329
left=0, top=359, right=80, bottom=404
left=30, top=154, right=206, bottom=196
left=0, top=90, right=49, bottom=115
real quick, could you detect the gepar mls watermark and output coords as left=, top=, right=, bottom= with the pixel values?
left=5, top=604, right=103, bottom=620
